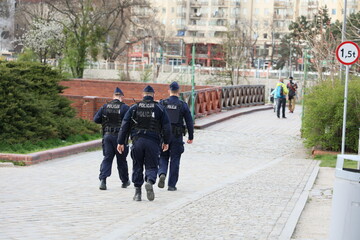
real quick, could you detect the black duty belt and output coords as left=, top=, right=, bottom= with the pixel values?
left=104, top=131, right=119, bottom=135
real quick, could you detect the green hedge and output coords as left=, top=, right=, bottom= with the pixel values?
left=0, top=61, right=100, bottom=146
left=302, top=77, right=360, bottom=152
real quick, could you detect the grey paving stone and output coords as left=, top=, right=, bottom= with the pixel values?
left=0, top=109, right=315, bottom=240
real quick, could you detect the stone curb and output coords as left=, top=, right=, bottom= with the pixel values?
left=280, top=160, right=320, bottom=240
left=0, top=139, right=102, bottom=165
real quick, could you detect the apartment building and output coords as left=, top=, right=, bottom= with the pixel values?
left=147, top=0, right=359, bottom=67
left=0, top=0, right=16, bottom=52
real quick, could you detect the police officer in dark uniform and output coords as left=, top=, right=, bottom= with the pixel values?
left=117, top=85, right=171, bottom=201
left=157, top=82, right=194, bottom=191
left=94, top=87, right=130, bottom=190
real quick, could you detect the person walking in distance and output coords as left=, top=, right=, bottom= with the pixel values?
left=94, top=87, right=130, bottom=190
left=117, top=85, right=171, bottom=201
left=275, top=78, right=289, bottom=119
left=287, top=76, right=298, bottom=113
left=158, top=82, right=194, bottom=191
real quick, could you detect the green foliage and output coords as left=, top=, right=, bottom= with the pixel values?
left=302, top=77, right=360, bottom=152
left=118, top=71, right=128, bottom=81
left=0, top=61, right=100, bottom=146
left=140, top=67, right=152, bottom=82
left=62, top=4, right=106, bottom=78
left=17, top=48, right=39, bottom=62
left=314, top=154, right=359, bottom=168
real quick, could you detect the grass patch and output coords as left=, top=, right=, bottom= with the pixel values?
left=314, top=154, right=359, bottom=168
left=0, top=133, right=101, bottom=154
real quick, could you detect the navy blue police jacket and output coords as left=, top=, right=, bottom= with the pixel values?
left=160, top=95, right=194, bottom=140
left=117, top=96, right=171, bottom=145
left=93, top=99, right=130, bottom=126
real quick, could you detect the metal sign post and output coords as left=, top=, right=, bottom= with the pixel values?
left=335, top=41, right=360, bottom=154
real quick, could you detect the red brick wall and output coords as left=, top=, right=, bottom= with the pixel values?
left=60, top=79, right=209, bottom=120
left=60, top=79, right=206, bottom=101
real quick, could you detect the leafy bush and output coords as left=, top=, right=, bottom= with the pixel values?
left=302, top=77, right=360, bottom=152
left=0, top=61, right=100, bottom=146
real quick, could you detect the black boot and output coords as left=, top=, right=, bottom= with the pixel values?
left=99, top=179, right=107, bottom=190
left=158, top=174, right=166, bottom=188
left=145, top=181, right=155, bottom=201
left=133, top=187, right=141, bottom=201
left=121, top=180, right=131, bottom=188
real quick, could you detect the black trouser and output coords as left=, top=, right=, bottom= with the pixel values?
left=99, top=133, right=129, bottom=183
left=277, top=98, right=286, bottom=118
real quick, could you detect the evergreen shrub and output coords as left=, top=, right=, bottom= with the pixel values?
left=302, top=77, right=360, bottom=152
left=0, top=61, right=100, bottom=147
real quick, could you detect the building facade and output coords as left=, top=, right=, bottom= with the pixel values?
left=146, top=0, right=359, bottom=67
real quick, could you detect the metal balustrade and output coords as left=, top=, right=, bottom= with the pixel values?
left=180, top=85, right=265, bottom=118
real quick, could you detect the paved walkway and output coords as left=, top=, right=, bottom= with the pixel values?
left=0, top=107, right=317, bottom=240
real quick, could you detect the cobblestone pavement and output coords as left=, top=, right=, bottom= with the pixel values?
left=0, top=108, right=316, bottom=240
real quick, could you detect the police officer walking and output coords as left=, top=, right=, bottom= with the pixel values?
left=94, top=87, right=130, bottom=190
left=158, top=82, right=194, bottom=191
left=117, top=85, right=171, bottom=201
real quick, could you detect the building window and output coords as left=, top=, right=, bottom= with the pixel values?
left=263, top=33, right=268, bottom=38
left=254, top=8, right=259, bottom=15
left=264, top=8, right=269, bottom=15
left=172, top=7, right=175, bottom=13
left=332, top=9, right=336, bottom=15
left=242, top=8, right=247, bottom=15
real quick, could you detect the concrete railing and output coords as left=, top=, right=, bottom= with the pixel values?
left=222, top=85, right=265, bottom=110
left=180, top=85, right=265, bottom=118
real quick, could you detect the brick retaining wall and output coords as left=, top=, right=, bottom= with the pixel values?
left=60, top=79, right=208, bottom=120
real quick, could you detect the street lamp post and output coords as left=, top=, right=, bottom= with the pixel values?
left=125, top=40, right=131, bottom=80
left=301, top=48, right=308, bottom=135
left=191, top=44, right=196, bottom=121
left=289, top=39, right=292, bottom=76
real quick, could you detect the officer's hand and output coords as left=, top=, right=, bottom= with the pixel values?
left=117, top=144, right=124, bottom=154
left=187, top=139, right=193, bottom=144
left=162, top=144, right=169, bottom=152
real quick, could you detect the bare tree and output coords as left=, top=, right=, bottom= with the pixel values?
left=39, top=0, right=155, bottom=78
left=221, top=21, right=259, bottom=85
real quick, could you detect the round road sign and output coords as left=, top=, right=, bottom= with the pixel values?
left=336, top=41, right=360, bottom=65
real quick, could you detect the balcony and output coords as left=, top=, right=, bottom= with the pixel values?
left=177, top=0, right=187, bottom=6
left=190, top=0, right=209, bottom=6
left=274, top=1, right=287, bottom=8
left=211, top=0, right=227, bottom=6
left=190, top=13, right=208, bottom=18
left=308, top=1, right=318, bottom=8
left=176, top=24, right=186, bottom=29
left=177, top=12, right=186, bottom=18
left=211, top=12, right=227, bottom=18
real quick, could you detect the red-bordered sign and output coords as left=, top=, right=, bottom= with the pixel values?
left=336, top=41, right=360, bottom=65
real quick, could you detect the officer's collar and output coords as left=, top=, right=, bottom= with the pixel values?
left=169, top=95, right=179, bottom=99
left=143, top=96, right=154, bottom=101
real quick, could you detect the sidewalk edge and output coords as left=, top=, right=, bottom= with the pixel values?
left=0, top=139, right=102, bottom=165
left=279, top=161, right=320, bottom=240
left=194, top=105, right=273, bottom=129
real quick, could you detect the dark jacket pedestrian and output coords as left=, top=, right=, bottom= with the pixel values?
left=287, top=77, right=298, bottom=113
left=117, top=85, right=171, bottom=201
left=157, top=81, right=194, bottom=191
left=94, top=87, right=130, bottom=190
